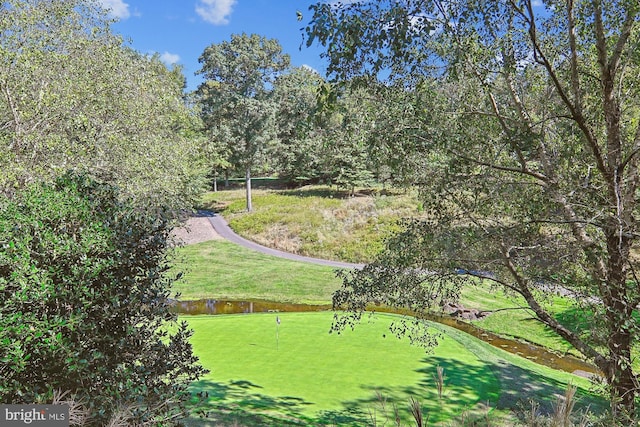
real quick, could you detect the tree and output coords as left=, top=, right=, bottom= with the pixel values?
left=319, top=86, right=376, bottom=195
left=271, top=66, right=325, bottom=185
left=0, top=0, right=207, bottom=210
left=307, top=0, right=640, bottom=420
left=196, top=33, right=290, bottom=211
left=0, top=172, right=206, bottom=425
left=359, top=81, right=438, bottom=188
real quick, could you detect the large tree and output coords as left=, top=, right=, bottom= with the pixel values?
left=196, top=33, right=290, bottom=211
left=319, top=85, right=376, bottom=195
left=0, top=0, right=207, bottom=210
left=0, top=173, right=206, bottom=425
left=307, top=0, right=640, bottom=420
left=271, top=66, right=325, bottom=185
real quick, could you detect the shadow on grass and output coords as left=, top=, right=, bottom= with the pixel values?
left=276, top=187, right=354, bottom=200
left=183, top=379, right=370, bottom=426
left=347, top=355, right=605, bottom=425
left=182, top=352, right=607, bottom=426
left=279, top=188, right=403, bottom=199
left=328, top=356, right=500, bottom=426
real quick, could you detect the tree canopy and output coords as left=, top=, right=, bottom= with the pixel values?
left=307, top=0, right=640, bottom=419
left=196, top=33, right=290, bottom=211
left=271, top=66, right=325, bottom=185
left=0, top=0, right=207, bottom=210
left=0, top=173, right=206, bottom=424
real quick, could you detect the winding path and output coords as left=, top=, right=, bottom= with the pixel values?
left=199, top=210, right=365, bottom=270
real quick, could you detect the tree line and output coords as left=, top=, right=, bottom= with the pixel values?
left=195, top=33, right=431, bottom=208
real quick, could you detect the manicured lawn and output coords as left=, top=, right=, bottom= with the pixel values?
left=191, top=187, right=589, bottom=356
left=182, top=312, right=599, bottom=426
left=172, top=240, right=342, bottom=304
left=183, top=312, right=500, bottom=426
left=174, top=187, right=606, bottom=424
left=172, top=240, right=580, bottom=356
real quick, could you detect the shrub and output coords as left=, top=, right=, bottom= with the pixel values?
left=0, top=173, right=206, bottom=425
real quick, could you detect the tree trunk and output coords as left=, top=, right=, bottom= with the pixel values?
left=213, top=173, right=218, bottom=192
left=245, top=167, right=253, bottom=212
left=602, top=231, right=637, bottom=422
left=605, top=332, right=636, bottom=423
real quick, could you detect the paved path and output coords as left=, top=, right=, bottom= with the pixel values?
left=199, top=210, right=365, bottom=269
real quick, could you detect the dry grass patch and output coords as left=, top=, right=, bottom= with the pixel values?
left=200, top=186, right=423, bottom=263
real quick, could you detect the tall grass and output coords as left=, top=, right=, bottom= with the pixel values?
left=200, top=186, right=421, bottom=263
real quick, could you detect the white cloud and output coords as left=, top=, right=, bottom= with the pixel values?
left=160, top=51, right=181, bottom=65
left=99, top=0, right=131, bottom=20
left=196, top=0, right=236, bottom=25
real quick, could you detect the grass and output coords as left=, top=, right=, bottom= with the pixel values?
left=195, top=185, right=591, bottom=356
left=458, top=285, right=579, bottom=356
left=200, top=186, right=418, bottom=263
left=172, top=240, right=342, bottom=304
left=172, top=239, right=581, bottom=357
left=182, top=312, right=600, bottom=426
left=175, top=185, right=608, bottom=424
left=179, top=312, right=584, bottom=426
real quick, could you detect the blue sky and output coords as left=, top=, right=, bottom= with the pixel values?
left=99, top=0, right=329, bottom=92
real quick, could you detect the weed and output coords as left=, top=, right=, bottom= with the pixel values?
left=434, top=365, right=446, bottom=402
left=409, top=396, right=425, bottom=427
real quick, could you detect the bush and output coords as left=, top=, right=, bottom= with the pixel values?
left=0, top=173, right=206, bottom=425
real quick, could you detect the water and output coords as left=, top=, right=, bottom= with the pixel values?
left=171, top=299, right=599, bottom=376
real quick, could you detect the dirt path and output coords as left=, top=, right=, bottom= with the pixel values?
left=173, top=210, right=364, bottom=269
left=170, top=212, right=223, bottom=245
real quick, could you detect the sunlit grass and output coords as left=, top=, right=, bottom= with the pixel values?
left=172, top=240, right=343, bottom=304
left=172, top=214, right=587, bottom=357
left=183, top=312, right=502, bottom=426
left=177, top=186, right=609, bottom=424
left=181, top=312, right=601, bottom=426
left=458, top=284, right=578, bottom=355
left=199, top=186, right=420, bottom=263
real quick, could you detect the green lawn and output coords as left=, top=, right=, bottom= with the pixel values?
left=182, top=312, right=599, bottom=426
left=172, top=240, right=342, bottom=304
left=172, top=187, right=607, bottom=424
left=191, top=187, right=588, bottom=356
left=172, top=240, right=580, bottom=356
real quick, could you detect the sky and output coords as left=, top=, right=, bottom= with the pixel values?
left=99, top=0, right=329, bottom=92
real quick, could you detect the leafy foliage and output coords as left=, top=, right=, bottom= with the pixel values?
left=306, top=0, right=640, bottom=419
left=0, top=173, right=206, bottom=424
left=271, top=66, right=326, bottom=184
left=0, top=0, right=207, bottom=210
left=196, top=33, right=290, bottom=211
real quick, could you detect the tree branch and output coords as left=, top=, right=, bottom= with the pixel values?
left=607, top=7, right=638, bottom=75
left=501, top=242, right=605, bottom=365
left=566, top=0, right=583, bottom=115
left=514, top=0, right=610, bottom=182
left=450, top=149, right=548, bottom=182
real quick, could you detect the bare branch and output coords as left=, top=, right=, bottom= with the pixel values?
left=608, top=8, right=638, bottom=75
left=566, top=0, right=583, bottom=114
